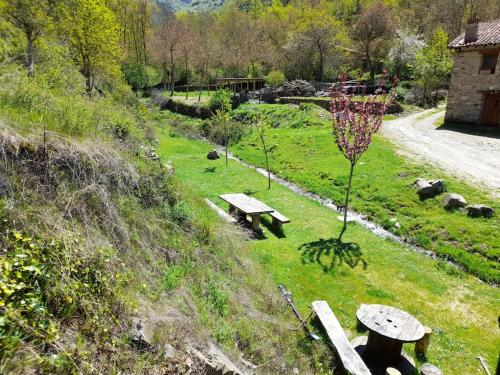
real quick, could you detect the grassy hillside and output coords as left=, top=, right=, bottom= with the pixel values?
left=153, top=109, right=500, bottom=374
left=0, top=67, right=326, bottom=373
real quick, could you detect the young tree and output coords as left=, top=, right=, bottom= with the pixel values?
left=59, top=0, right=121, bottom=96
left=330, top=76, right=395, bottom=241
left=413, top=27, right=453, bottom=106
left=352, top=1, right=394, bottom=82
left=256, top=116, right=271, bottom=189
left=3, top=0, right=49, bottom=78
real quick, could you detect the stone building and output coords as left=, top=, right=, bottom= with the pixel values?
left=446, top=18, right=500, bottom=127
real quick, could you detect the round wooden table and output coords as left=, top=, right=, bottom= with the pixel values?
left=356, top=304, right=425, bottom=365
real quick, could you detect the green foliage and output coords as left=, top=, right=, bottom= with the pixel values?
left=413, top=27, right=453, bottom=106
left=232, top=103, right=326, bottom=128
left=208, top=89, right=233, bottom=113
left=58, top=0, right=122, bottom=94
left=207, top=281, right=228, bottom=317
left=162, top=265, right=184, bottom=291
left=266, top=70, right=285, bottom=88
left=122, top=63, right=162, bottom=91
left=0, top=208, right=120, bottom=371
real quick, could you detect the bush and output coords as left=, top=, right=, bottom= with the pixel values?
left=209, top=89, right=233, bottom=113
left=122, top=63, right=162, bottom=91
left=266, top=70, right=285, bottom=89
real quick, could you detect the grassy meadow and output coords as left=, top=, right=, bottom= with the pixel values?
left=153, top=109, right=500, bottom=374
left=229, top=104, right=499, bottom=283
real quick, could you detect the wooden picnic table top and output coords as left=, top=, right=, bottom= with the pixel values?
left=357, top=304, right=425, bottom=343
left=219, top=193, right=274, bottom=215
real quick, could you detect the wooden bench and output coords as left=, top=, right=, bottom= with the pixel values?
left=269, top=210, right=290, bottom=230
left=311, top=301, right=372, bottom=375
left=204, top=199, right=237, bottom=224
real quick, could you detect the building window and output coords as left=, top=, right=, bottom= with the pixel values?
left=479, top=52, right=498, bottom=74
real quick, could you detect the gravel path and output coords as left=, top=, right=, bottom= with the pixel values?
left=381, top=110, right=500, bottom=195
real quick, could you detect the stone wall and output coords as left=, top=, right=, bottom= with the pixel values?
left=445, top=48, right=500, bottom=125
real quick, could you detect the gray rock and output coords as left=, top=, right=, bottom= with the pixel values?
left=207, top=149, right=220, bottom=160
left=276, top=80, right=316, bottom=97
left=421, top=363, right=443, bottom=375
left=443, top=193, right=467, bottom=209
left=467, top=204, right=495, bottom=218
left=414, top=178, right=445, bottom=199
left=164, top=344, right=176, bottom=360
left=130, top=318, right=154, bottom=349
left=190, top=343, right=246, bottom=375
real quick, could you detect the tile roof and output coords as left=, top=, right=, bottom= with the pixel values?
left=449, top=19, right=500, bottom=48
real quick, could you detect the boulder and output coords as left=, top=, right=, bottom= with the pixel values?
left=414, top=179, right=445, bottom=199
left=259, top=87, right=279, bottom=103
left=190, top=343, right=247, bottom=375
left=130, top=318, right=154, bottom=349
left=207, top=149, right=220, bottom=160
left=443, top=193, right=467, bottom=209
left=467, top=204, right=495, bottom=218
left=276, top=80, right=316, bottom=97
left=420, top=363, right=442, bottom=375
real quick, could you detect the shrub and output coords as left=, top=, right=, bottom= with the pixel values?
left=209, top=89, right=233, bottom=113
left=266, top=70, right=285, bottom=89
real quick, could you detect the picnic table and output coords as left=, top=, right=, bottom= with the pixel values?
left=219, top=193, right=274, bottom=231
left=356, top=304, right=425, bottom=365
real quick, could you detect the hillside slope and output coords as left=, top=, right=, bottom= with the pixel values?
left=0, top=67, right=326, bottom=373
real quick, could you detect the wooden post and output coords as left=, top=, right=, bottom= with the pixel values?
left=415, top=326, right=432, bottom=358
left=386, top=368, right=401, bottom=375
left=250, top=214, right=261, bottom=231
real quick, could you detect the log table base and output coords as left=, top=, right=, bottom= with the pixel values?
left=365, top=331, right=404, bottom=364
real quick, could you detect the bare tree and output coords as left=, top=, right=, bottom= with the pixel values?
left=152, top=15, right=183, bottom=96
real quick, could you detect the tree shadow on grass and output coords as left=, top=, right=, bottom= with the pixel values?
left=298, top=238, right=367, bottom=272
left=202, top=167, right=217, bottom=173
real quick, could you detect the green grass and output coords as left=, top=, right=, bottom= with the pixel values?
left=153, top=112, right=500, bottom=374
left=226, top=104, right=500, bottom=282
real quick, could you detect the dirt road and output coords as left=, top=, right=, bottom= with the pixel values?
left=381, top=110, right=500, bottom=195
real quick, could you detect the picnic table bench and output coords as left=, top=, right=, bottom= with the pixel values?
left=219, top=193, right=290, bottom=231
left=311, top=301, right=372, bottom=375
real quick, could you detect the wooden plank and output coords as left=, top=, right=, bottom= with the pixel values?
left=205, top=199, right=237, bottom=224
left=219, top=193, right=274, bottom=215
left=312, top=301, right=372, bottom=375
left=269, top=210, right=290, bottom=223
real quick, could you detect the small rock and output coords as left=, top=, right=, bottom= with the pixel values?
left=164, top=344, right=176, bottom=360
left=130, top=318, right=154, bottom=349
left=414, top=178, right=445, bottom=199
left=421, top=362, right=443, bottom=375
left=443, top=193, right=467, bottom=209
left=467, top=204, right=495, bottom=218
left=164, top=163, right=175, bottom=176
left=207, top=149, right=220, bottom=160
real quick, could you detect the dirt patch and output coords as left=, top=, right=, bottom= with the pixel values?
left=381, top=110, right=500, bottom=197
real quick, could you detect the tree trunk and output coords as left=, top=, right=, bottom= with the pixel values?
left=225, top=136, right=229, bottom=166
left=170, top=47, right=175, bottom=97
left=338, top=162, right=355, bottom=242
left=27, top=38, right=35, bottom=78
left=260, top=133, right=271, bottom=189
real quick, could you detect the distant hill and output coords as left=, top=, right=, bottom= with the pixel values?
left=157, top=0, right=225, bottom=12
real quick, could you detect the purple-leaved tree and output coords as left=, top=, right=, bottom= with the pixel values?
left=331, top=73, right=397, bottom=241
